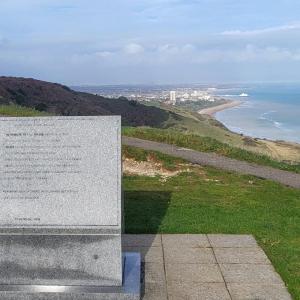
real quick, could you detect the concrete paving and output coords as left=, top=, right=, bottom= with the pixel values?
left=123, top=234, right=292, bottom=300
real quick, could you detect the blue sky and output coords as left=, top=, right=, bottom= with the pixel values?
left=1, top=0, right=300, bottom=85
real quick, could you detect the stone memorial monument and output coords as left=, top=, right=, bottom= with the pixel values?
left=0, top=116, right=140, bottom=299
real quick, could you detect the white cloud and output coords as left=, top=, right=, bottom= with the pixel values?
left=109, top=42, right=300, bottom=64
left=182, top=43, right=196, bottom=52
left=95, top=51, right=113, bottom=58
left=158, top=44, right=180, bottom=54
left=157, top=43, right=196, bottom=56
left=192, top=45, right=300, bottom=63
left=221, top=22, right=300, bottom=36
left=124, top=43, right=144, bottom=54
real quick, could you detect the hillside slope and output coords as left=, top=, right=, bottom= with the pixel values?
left=0, top=77, right=172, bottom=127
left=142, top=101, right=300, bottom=163
left=1, top=77, right=299, bottom=163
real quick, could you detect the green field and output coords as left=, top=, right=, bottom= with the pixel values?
left=123, top=146, right=300, bottom=299
left=123, top=126, right=300, bottom=173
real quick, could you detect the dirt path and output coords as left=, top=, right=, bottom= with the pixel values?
left=123, top=136, right=300, bottom=189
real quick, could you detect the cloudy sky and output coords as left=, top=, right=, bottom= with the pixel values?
left=1, top=0, right=300, bottom=85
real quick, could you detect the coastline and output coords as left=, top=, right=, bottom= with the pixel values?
left=198, top=100, right=242, bottom=117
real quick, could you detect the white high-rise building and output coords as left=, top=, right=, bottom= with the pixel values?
left=170, top=91, right=176, bottom=105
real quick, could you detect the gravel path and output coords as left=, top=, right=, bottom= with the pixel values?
left=123, top=136, right=300, bottom=189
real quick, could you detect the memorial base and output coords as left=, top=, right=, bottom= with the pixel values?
left=0, top=253, right=141, bottom=300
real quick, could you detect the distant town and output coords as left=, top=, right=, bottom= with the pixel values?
left=72, top=84, right=224, bottom=106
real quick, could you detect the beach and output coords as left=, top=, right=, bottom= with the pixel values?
left=198, top=100, right=242, bottom=116
left=214, top=83, right=300, bottom=144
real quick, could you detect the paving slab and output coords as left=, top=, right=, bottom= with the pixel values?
left=227, top=283, right=292, bottom=300
left=123, top=246, right=163, bottom=264
left=123, top=234, right=161, bottom=247
left=220, top=263, right=283, bottom=284
left=162, top=234, right=210, bottom=248
left=142, top=263, right=168, bottom=300
left=143, top=263, right=166, bottom=284
left=168, top=283, right=231, bottom=300
left=121, top=234, right=292, bottom=300
left=166, top=263, right=224, bottom=283
left=214, top=247, right=271, bottom=264
left=164, top=246, right=216, bottom=264
left=143, top=283, right=168, bottom=300
left=208, top=234, right=258, bottom=248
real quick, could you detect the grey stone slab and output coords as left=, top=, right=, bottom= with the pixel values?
left=142, top=283, right=168, bottom=300
left=164, top=247, right=216, bottom=264
left=208, top=234, right=257, bottom=248
left=214, top=247, right=271, bottom=264
left=143, top=263, right=166, bottom=284
left=0, top=117, right=124, bottom=290
left=165, top=263, right=224, bottom=283
left=141, top=263, right=167, bottom=300
left=0, top=228, right=120, bottom=235
left=123, top=235, right=161, bottom=247
left=0, top=116, right=122, bottom=233
left=0, top=294, right=139, bottom=300
left=0, top=252, right=141, bottom=300
left=162, top=234, right=210, bottom=248
left=0, top=235, right=122, bottom=286
left=123, top=246, right=163, bottom=264
left=227, top=283, right=292, bottom=300
left=220, top=264, right=283, bottom=284
left=167, top=283, right=231, bottom=300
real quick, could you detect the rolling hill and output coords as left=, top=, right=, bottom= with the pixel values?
left=1, top=76, right=299, bottom=163
left=0, top=76, right=173, bottom=127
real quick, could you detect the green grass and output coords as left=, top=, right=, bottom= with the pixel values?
left=0, top=104, right=52, bottom=117
left=123, top=126, right=300, bottom=173
left=123, top=147, right=300, bottom=299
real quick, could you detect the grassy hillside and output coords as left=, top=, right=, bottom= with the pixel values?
left=123, top=146, right=300, bottom=299
left=123, top=126, right=300, bottom=173
left=156, top=102, right=300, bottom=163
left=1, top=103, right=299, bottom=173
left=1, top=76, right=299, bottom=164
left=0, top=77, right=171, bottom=127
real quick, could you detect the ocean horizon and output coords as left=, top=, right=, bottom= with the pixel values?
left=214, top=83, right=300, bottom=144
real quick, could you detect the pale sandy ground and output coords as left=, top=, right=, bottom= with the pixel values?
left=198, top=100, right=242, bottom=116
left=123, top=157, right=209, bottom=178
left=262, top=140, right=300, bottom=162
left=122, top=157, right=201, bottom=178
left=123, top=157, right=223, bottom=183
left=123, top=157, right=182, bottom=178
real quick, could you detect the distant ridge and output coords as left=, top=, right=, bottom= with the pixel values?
left=0, top=76, right=170, bottom=126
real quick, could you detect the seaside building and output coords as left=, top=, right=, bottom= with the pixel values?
left=170, top=91, right=176, bottom=105
left=182, top=93, right=190, bottom=99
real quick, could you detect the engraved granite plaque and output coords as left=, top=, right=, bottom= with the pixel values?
left=0, top=116, right=121, bottom=231
left=0, top=116, right=129, bottom=291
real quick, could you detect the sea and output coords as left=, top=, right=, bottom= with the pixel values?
left=214, top=83, right=300, bottom=144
